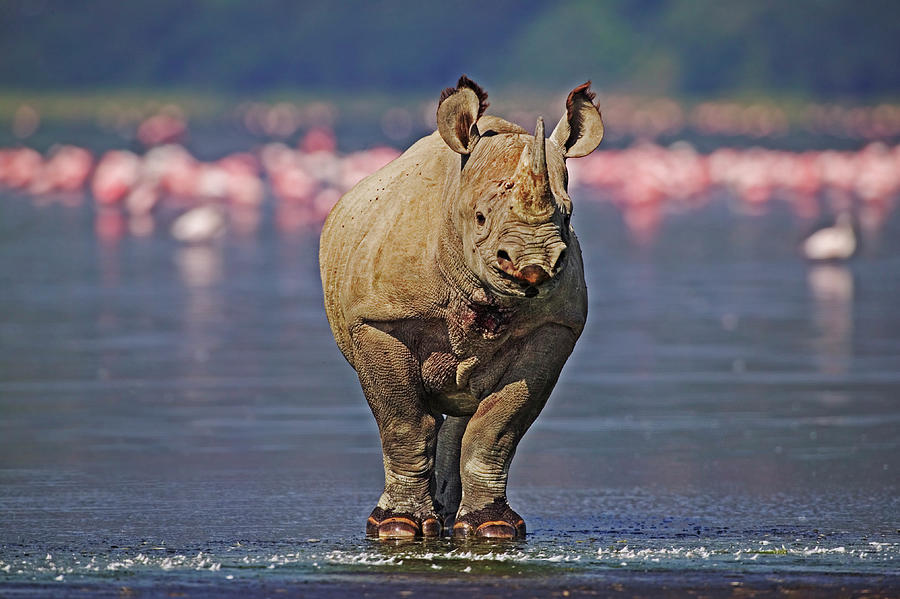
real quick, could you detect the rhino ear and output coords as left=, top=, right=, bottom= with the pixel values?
left=551, top=81, right=604, bottom=158
left=437, top=75, right=489, bottom=155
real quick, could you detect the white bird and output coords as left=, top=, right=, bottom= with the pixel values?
left=803, top=213, right=856, bottom=261
left=170, top=204, right=226, bottom=243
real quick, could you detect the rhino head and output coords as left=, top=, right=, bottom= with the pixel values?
left=437, top=76, right=604, bottom=300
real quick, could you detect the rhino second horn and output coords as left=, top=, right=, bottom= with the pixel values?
left=512, top=117, right=554, bottom=221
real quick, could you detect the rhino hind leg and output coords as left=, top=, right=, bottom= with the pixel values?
left=433, top=415, right=469, bottom=528
left=352, top=324, right=443, bottom=539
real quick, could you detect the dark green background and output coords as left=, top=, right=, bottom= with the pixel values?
left=2, top=0, right=898, bottom=99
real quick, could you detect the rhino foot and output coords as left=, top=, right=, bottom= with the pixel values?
left=366, top=506, right=443, bottom=539
left=452, top=499, right=526, bottom=540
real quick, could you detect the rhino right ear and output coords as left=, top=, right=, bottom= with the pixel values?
left=437, top=75, right=489, bottom=155
left=551, top=81, right=604, bottom=158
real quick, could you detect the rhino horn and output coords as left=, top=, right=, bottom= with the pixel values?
left=512, top=117, right=554, bottom=221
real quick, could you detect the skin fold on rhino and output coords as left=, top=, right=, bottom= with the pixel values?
left=319, top=76, right=604, bottom=539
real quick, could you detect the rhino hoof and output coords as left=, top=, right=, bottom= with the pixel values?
left=451, top=519, right=525, bottom=539
left=366, top=507, right=443, bottom=539
left=451, top=500, right=526, bottom=540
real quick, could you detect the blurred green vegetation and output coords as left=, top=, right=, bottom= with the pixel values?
left=1, top=0, right=898, bottom=100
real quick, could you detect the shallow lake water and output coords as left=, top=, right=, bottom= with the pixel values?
left=1, top=190, right=898, bottom=596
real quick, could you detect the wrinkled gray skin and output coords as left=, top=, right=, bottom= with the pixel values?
left=320, top=78, right=604, bottom=539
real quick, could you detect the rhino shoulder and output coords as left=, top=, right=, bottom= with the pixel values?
left=320, top=131, right=459, bottom=355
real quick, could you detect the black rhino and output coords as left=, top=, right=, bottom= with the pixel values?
left=319, top=76, right=603, bottom=539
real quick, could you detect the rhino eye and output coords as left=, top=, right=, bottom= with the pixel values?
left=476, top=212, right=486, bottom=226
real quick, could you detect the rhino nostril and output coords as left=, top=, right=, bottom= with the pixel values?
left=497, top=249, right=518, bottom=277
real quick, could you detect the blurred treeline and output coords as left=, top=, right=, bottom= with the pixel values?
left=1, top=0, right=898, bottom=100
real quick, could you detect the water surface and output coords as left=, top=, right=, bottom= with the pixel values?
left=1, top=192, right=898, bottom=595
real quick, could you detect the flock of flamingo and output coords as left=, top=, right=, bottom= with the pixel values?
left=571, top=141, right=899, bottom=245
left=1, top=113, right=898, bottom=247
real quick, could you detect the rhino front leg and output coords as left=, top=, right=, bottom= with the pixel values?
left=352, top=324, right=442, bottom=539
left=453, top=325, right=577, bottom=540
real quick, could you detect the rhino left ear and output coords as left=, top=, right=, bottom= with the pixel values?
left=551, top=81, right=604, bottom=158
left=437, top=75, right=489, bottom=155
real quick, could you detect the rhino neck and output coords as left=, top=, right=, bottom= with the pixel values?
left=437, top=213, right=485, bottom=303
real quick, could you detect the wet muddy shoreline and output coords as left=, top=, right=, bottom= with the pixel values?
left=3, top=571, right=899, bottom=599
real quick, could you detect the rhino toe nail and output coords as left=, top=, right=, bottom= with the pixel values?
left=475, top=521, right=518, bottom=539
left=452, top=521, right=475, bottom=538
left=378, top=517, right=419, bottom=539
left=421, top=517, right=442, bottom=537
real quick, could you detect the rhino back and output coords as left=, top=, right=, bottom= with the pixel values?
left=320, top=132, right=457, bottom=364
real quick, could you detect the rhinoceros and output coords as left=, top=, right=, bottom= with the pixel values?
left=319, top=76, right=603, bottom=539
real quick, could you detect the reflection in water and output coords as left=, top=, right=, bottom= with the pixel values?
left=623, top=203, right=662, bottom=247
left=275, top=201, right=318, bottom=235
left=807, top=264, right=854, bottom=374
left=175, top=245, right=226, bottom=380
left=94, top=207, right=126, bottom=245
left=176, top=244, right=224, bottom=289
left=229, top=203, right=262, bottom=237
left=129, top=213, right=155, bottom=237
left=859, top=198, right=892, bottom=252
left=96, top=221, right=122, bottom=289
left=791, top=191, right=819, bottom=220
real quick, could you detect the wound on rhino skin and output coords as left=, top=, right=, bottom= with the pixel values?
left=462, top=301, right=510, bottom=337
